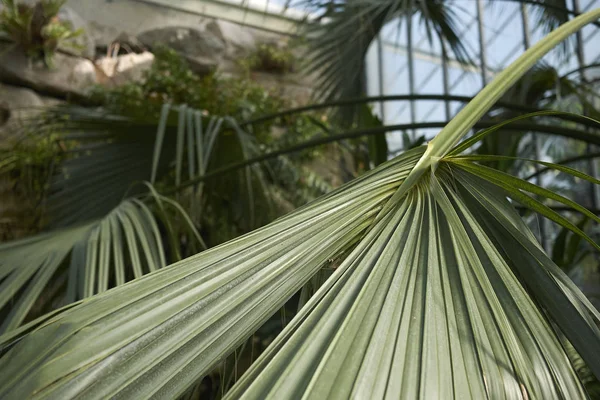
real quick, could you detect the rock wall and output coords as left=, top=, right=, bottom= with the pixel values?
left=0, top=83, right=63, bottom=140
left=64, top=0, right=301, bottom=42
left=0, top=1, right=316, bottom=122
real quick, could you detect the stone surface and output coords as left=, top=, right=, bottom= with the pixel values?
left=183, top=54, right=220, bottom=75
left=0, top=83, right=45, bottom=114
left=138, top=26, right=226, bottom=64
left=87, top=20, right=121, bottom=49
left=0, top=83, right=62, bottom=140
left=95, top=51, right=154, bottom=87
left=0, top=45, right=97, bottom=98
left=114, top=51, right=154, bottom=82
left=205, top=19, right=256, bottom=53
left=111, top=32, right=147, bottom=54
left=93, top=30, right=147, bottom=54
left=136, top=25, right=230, bottom=74
left=94, top=57, right=118, bottom=85
left=56, top=6, right=96, bottom=58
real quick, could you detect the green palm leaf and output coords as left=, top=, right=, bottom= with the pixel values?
left=299, top=0, right=471, bottom=108
left=0, top=7, right=599, bottom=400
left=226, top=166, right=598, bottom=399
left=0, top=195, right=198, bottom=335
left=46, top=104, right=268, bottom=230
left=0, top=147, right=425, bottom=399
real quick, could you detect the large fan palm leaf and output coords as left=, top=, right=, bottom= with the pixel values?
left=0, top=8, right=599, bottom=400
left=226, top=166, right=597, bottom=399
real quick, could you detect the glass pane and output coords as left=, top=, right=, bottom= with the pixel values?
left=382, top=48, right=409, bottom=95
left=449, top=67, right=482, bottom=96
left=381, top=19, right=407, bottom=46
left=582, top=25, right=600, bottom=65
left=365, top=40, right=384, bottom=119
left=412, top=13, right=442, bottom=56
left=413, top=59, right=442, bottom=93
left=484, top=3, right=524, bottom=69
left=416, top=100, right=446, bottom=123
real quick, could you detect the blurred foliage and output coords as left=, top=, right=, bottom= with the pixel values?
left=0, top=47, right=363, bottom=248
left=238, top=42, right=296, bottom=74
left=0, top=128, right=63, bottom=239
left=92, top=47, right=332, bottom=148
left=477, top=63, right=600, bottom=175
left=552, top=217, right=592, bottom=273
left=87, top=48, right=362, bottom=244
left=92, top=47, right=359, bottom=191
left=0, top=0, right=83, bottom=67
left=92, top=47, right=282, bottom=124
left=360, top=104, right=387, bottom=167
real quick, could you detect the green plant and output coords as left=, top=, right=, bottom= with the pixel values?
left=299, top=0, right=472, bottom=110
left=296, top=0, right=590, bottom=126
left=552, top=217, right=592, bottom=273
left=92, top=47, right=309, bottom=154
left=239, top=43, right=296, bottom=74
left=0, top=127, right=62, bottom=240
left=93, top=47, right=283, bottom=125
left=476, top=62, right=600, bottom=174
left=0, top=0, right=83, bottom=66
left=0, top=9, right=599, bottom=399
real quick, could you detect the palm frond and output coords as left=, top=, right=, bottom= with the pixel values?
left=562, top=332, right=600, bottom=398
left=0, top=194, right=199, bottom=334
left=0, top=8, right=599, bottom=399
left=0, top=146, right=425, bottom=398
left=528, top=0, right=572, bottom=55
left=226, top=165, right=599, bottom=399
left=45, top=104, right=270, bottom=231
left=299, top=0, right=471, bottom=110
left=478, top=63, right=600, bottom=172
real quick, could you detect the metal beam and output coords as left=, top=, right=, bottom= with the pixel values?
left=476, top=0, right=488, bottom=85
left=441, top=41, right=451, bottom=120
left=380, top=40, right=499, bottom=74
left=407, top=15, right=416, bottom=141
left=572, top=0, right=600, bottom=211
left=377, top=35, right=386, bottom=121
left=520, top=3, right=548, bottom=250
left=133, top=0, right=305, bottom=35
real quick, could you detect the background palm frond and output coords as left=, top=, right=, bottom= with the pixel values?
left=297, top=0, right=471, bottom=119
left=528, top=0, right=572, bottom=55
left=44, top=104, right=272, bottom=233
left=0, top=102, right=278, bottom=331
left=0, top=194, right=200, bottom=334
